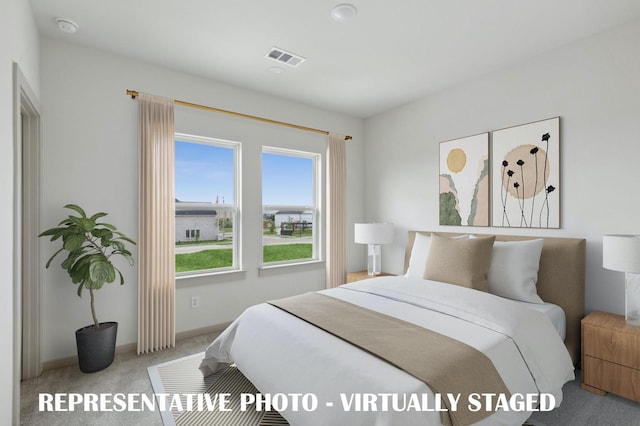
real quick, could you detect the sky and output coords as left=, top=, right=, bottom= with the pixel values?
left=175, top=140, right=313, bottom=206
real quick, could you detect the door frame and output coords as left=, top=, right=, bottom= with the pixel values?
left=13, top=62, right=42, bottom=422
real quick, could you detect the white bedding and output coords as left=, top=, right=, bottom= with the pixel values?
left=200, top=276, right=575, bottom=426
left=511, top=300, right=566, bottom=341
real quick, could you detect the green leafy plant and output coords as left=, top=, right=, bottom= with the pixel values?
left=39, top=204, right=136, bottom=329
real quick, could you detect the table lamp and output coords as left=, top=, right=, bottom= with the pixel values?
left=603, top=234, right=640, bottom=326
left=354, top=223, right=394, bottom=276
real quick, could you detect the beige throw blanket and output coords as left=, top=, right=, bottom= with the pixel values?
left=269, top=292, right=511, bottom=426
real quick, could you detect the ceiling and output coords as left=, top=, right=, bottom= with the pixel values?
left=29, top=0, right=640, bottom=118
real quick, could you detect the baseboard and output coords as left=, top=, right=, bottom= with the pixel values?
left=41, top=322, right=231, bottom=372
left=176, top=322, right=231, bottom=341
left=42, top=341, right=137, bottom=372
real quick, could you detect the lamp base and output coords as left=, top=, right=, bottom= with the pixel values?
left=626, top=273, right=640, bottom=326
left=367, top=244, right=381, bottom=276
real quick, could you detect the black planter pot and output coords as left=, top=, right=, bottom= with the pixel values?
left=75, top=321, right=118, bottom=373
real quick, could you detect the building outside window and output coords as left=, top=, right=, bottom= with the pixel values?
left=262, top=147, right=320, bottom=265
left=175, top=133, right=240, bottom=275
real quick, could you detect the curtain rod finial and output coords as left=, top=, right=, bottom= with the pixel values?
left=126, top=89, right=139, bottom=99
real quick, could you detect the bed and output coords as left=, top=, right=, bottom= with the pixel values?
left=200, top=231, right=586, bottom=426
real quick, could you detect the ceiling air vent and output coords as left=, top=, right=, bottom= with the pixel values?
left=265, top=47, right=306, bottom=67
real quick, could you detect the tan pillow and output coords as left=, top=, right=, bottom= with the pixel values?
left=423, top=233, right=496, bottom=291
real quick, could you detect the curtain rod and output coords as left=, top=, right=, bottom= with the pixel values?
left=126, top=90, right=352, bottom=140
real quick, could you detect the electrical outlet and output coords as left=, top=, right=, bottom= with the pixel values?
left=190, top=296, right=200, bottom=309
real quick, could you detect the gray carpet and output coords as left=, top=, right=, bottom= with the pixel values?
left=20, top=331, right=221, bottom=425
left=528, top=371, right=640, bottom=426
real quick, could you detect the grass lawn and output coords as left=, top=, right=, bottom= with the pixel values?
left=175, top=248, right=233, bottom=272
left=175, top=243, right=312, bottom=272
left=264, top=244, right=312, bottom=262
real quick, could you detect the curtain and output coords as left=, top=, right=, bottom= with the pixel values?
left=326, top=133, right=347, bottom=288
left=137, top=93, right=176, bottom=354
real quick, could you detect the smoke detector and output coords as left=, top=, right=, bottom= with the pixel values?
left=265, top=47, right=306, bottom=68
left=331, top=4, right=357, bottom=22
left=55, top=18, right=79, bottom=34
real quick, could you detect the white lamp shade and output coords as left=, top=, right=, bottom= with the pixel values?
left=354, top=223, right=394, bottom=245
left=603, top=234, right=640, bottom=273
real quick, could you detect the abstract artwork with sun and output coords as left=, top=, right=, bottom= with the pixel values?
left=439, top=133, right=489, bottom=226
left=491, top=117, right=560, bottom=228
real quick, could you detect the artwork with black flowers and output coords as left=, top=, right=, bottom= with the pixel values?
left=491, top=117, right=560, bottom=228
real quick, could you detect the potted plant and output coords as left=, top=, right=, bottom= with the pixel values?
left=39, top=204, right=136, bottom=373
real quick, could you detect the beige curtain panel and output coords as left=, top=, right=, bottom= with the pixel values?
left=326, top=133, right=347, bottom=288
left=137, top=93, right=176, bottom=354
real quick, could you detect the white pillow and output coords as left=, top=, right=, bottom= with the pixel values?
left=484, top=239, right=545, bottom=304
left=404, top=233, right=468, bottom=278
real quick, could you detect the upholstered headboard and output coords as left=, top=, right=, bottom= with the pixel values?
left=404, top=231, right=586, bottom=366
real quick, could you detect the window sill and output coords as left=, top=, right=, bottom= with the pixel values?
left=176, top=268, right=246, bottom=282
left=258, top=259, right=325, bottom=277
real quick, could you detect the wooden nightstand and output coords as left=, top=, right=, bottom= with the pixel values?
left=581, top=311, right=640, bottom=402
left=346, top=270, right=395, bottom=283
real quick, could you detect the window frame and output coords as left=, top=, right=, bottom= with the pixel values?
left=174, top=132, right=241, bottom=277
left=261, top=146, right=322, bottom=267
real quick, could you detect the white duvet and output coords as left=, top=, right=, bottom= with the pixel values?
left=200, top=276, right=575, bottom=426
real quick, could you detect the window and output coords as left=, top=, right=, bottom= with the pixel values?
left=262, top=147, right=320, bottom=265
left=183, top=229, right=201, bottom=240
left=175, top=133, right=240, bottom=275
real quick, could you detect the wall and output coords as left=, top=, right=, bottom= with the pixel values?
left=39, top=39, right=364, bottom=362
left=175, top=215, right=219, bottom=243
left=0, top=0, right=40, bottom=421
left=364, top=19, right=640, bottom=316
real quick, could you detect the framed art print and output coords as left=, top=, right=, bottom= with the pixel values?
left=439, top=133, right=489, bottom=226
left=491, top=117, right=560, bottom=228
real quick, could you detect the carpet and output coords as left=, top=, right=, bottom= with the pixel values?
left=527, top=370, right=640, bottom=426
left=147, top=352, right=288, bottom=426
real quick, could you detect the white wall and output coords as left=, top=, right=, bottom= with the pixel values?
left=39, top=39, right=364, bottom=362
left=364, top=19, right=640, bottom=317
left=175, top=216, right=218, bottom=243
left=0, top=0, right=40, bottom=421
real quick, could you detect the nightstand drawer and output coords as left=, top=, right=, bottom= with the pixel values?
left=583, top=356, right=640, bottom=402
left=583, top=322, right=640, bottom=369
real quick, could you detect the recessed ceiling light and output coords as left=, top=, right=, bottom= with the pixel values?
left=331, top=4, right=357, bottom=22
left=55, top=18, right=79, bottom=34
